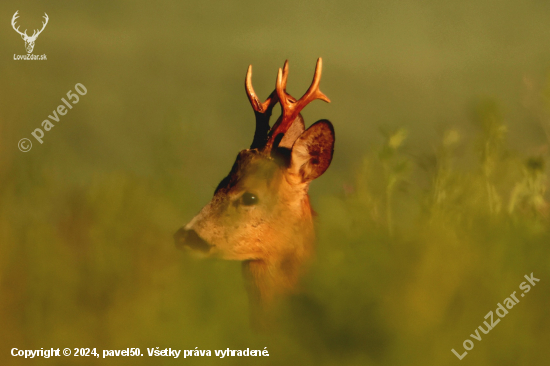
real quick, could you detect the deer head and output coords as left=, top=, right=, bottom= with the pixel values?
left=174, top=58, right=334, bottom=318
left=12, top=11, right=49, bottom=54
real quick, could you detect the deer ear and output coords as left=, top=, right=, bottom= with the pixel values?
left=288, top=120, right=335, bottom=184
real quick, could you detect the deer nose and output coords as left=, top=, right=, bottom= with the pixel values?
left=174, top=227, right=212, bottom=253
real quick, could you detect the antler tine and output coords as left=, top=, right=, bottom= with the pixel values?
left=245, top=65, right=270, bottom=113
left=11, top=11, right=28, bottom=37
left=247, top=61, right=290, bottom=149
left=245, top=60, right=288, bottom=113
left=33, top=13, right=49, bottom=38
left=301, top=58, right=331, bottom=104
left=280, top=59, right=289, bottom=90
left=266, top=58, right=330, bottom=151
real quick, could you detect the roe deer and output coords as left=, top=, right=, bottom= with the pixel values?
left=174, top=58, right=334, bottom=322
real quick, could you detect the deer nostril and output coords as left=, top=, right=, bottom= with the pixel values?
left=173, top=227, right=187, bottom=249
left=173, top=228, right=212, bottom=253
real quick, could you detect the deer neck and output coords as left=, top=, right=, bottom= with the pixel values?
left=242, top=194, right=315, bottom=307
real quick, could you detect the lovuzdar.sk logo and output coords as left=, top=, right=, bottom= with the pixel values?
left=12, top=10, right=48, bottom=61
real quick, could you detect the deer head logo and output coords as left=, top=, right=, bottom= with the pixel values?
left=11, top=11, right=49, bottom=54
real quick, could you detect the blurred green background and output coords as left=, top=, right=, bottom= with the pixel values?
left=1, top=0, right=549, bottom=365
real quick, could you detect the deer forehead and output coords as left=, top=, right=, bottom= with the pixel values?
left=216, top=150, right=285, bottom=193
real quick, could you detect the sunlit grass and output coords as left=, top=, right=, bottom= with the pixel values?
left=1, top=2, right=549, bottom=364
left=2, top=89, right=550, bottom=366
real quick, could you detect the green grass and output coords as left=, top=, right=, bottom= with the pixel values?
left=1, top=1, right=550, bottom=365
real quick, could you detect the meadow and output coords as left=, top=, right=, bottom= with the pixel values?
left=1, top=1, right=549, bottom=365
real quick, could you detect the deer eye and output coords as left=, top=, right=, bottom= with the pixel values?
left=241, top=192, right=259, bottom=206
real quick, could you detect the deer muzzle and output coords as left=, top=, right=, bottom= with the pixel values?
left=173, top=227, right=213, bottom=253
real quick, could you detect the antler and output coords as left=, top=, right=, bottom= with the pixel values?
left=11, top=11, right=48, bottom=40
left=246, top=61, right=290, bottom=149
left=265, top=58, right=331, bottom=151
left=30, top=13, right=49, bottom=40
left=11, top=11, right=28, bottom=38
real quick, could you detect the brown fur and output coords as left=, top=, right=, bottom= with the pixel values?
left=174, top=59, right=335, bottom=326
